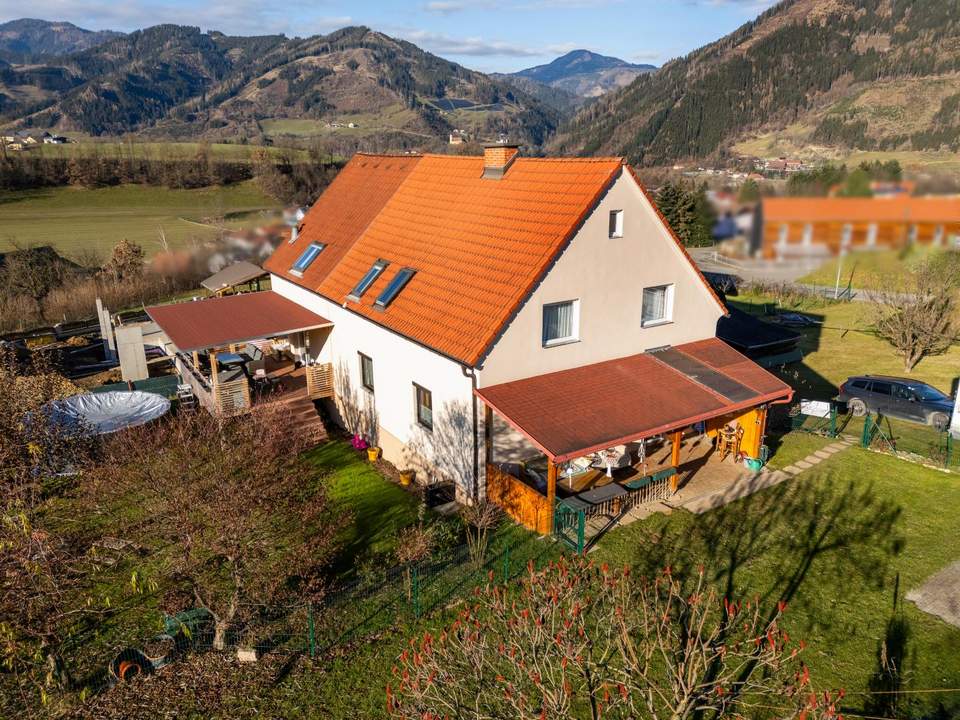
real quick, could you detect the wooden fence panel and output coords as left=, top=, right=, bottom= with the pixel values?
left=486, top=464, right=552, bottom=535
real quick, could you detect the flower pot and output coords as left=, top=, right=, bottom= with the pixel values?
left=367, top=447, right=381, bottom=462
left=400, top=470, right=414, bottom=486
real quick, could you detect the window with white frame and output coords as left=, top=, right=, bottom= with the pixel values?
left=542, top=300, right=579, bottom=347
left=608, top=210, right=624, bottom=238
left=641, top=284, right=673, bottom=327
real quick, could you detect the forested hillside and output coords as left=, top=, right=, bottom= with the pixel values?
left=0, top=19, right=121, bottom=62
left=552, top=0, right=960, bottom=165
left=0, top=24, right=558, bottom=150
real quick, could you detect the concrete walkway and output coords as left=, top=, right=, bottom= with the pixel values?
left=907, top=560, right=960, bottom=629
left=671, top=437, right=855, bottom=515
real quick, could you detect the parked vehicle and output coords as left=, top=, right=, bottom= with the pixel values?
left=837, top=375, right=954, bottom=430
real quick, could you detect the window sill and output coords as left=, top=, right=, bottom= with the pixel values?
left=542, top=338, right=580, bottom=349
left=290, top=270, right=304, bottom=278
left=609, top=233, right=623, bottom=239
left=641, top=320, right=673, bottom=329
left=361, top=385, right=375, bottom=395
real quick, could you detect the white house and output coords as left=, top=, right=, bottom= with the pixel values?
left=149, top=146, right=792, bottom=533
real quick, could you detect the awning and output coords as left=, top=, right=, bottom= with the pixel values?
left=146, top=291, right=332, bottom=352
left=201, top=261, right=267, bottom=292
left=476, top=338, right=793, bottom=463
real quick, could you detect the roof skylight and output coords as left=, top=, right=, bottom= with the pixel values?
left=349, top=259, right=389, bottom=300
left=374, top=267, right=416, bottom=309
left=290, top=242, right=325, bottom=276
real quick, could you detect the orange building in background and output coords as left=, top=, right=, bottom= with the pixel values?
left=754, top=196, right=960, bottom=259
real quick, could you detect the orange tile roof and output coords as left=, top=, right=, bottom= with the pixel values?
left=266, top=152, right=726, bottom=367
left=263, top=154, right=419, bottom=287
left=762, top=195, right=960, bottom=224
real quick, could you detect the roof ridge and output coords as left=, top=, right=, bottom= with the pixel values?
left=415, top=153, right=625, bottom=164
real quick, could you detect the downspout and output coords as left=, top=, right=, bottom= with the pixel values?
left=461, top=365, right=480, bottom=504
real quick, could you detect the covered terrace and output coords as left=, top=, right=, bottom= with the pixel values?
left=147, top=291, right=335, bottom=416
left=477, top=338, right=793, bottom=543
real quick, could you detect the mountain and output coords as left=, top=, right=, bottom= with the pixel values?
left=0, top=24, right=559, bottom=150
left=552, top=0, right=960, bottom=166
left=0, top=19, right=122, bottom=62
left=512, top=50, right=655, bottom=98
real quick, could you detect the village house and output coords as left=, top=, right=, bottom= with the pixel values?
left=147, top=146, right=792, bottom=538
left=754, top=195, right=960, bottom=259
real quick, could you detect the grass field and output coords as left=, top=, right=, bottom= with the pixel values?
left=798, top=248, right=937, bottom=289
left=259, top=106, right=421, bottom=139
left=25, top=140, right=310, bottom=162
left=730, top=292, right=960, bottom=399
left=0, top=181, right=281, bottom=258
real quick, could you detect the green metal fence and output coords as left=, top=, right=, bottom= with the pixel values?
left=89, top=375, right=181, bottom=399
left=860, top=413, right=957, bottom=470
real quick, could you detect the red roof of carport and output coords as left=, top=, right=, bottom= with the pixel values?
left=476, top=338, right=793, bottom=463
left=146, top=291, right=332, bottom=352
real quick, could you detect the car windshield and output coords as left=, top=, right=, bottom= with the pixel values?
left=909, top=384, right=950, bottom=402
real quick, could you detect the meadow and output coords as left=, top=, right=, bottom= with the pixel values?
left=0, top=181, right=281, bottom=258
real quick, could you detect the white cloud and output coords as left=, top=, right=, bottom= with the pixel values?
left=0, top=0, right=351, bottom=36
left=397, top=28, right=543, bottom=57
left=422, top=0, right=621, bottom=13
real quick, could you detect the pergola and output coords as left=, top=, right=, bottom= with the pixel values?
left=476, top=338, right=793, bottom=534
left=147, top=291, right=333, bottom=414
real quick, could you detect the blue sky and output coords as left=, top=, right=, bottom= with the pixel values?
left=0, top=0, right=778, bottom=72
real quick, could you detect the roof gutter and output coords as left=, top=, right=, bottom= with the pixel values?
left=461, top=364, right=480, bottom=503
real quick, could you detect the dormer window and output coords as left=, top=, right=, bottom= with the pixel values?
left=349, top=259, right=389, bottom=300
left=609, top=210, right=624, bottom=238
left=374, top=267, right=416, bottom=309
left=290, top=242, right=325, bottom=276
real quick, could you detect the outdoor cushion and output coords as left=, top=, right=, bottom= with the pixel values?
left=624, top=475, right=654, bottom=491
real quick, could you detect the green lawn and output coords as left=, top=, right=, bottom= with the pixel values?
left=799, top=247, right=940, bottom=290
left=595, top=434, right=960, bottom=718
left=28, top=140, right=310, bottom=162
left=0, top=182, right=281, bottom=258
left=730, top=292, right=960, bottom=400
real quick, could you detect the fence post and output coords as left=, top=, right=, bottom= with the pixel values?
left=307, top=602, right=316, bottom=660
left=577, top=510, right=586, bottom=555
left=861, top=415, right=872, bottom=448
left=829, top=406, right=837, bottom=438
left=502, top=543, right=510, bottom=585
left=412, top=566, right=421, bottom=619
left=947, top=433, right=953, bottom=468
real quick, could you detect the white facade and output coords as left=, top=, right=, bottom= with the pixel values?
left=272, top=275, right=482, bottom=501
left=272, top=168, right=725, bottom=501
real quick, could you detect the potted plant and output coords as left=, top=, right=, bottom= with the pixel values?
left=367, top=446, right=381, bottom=462
left=399, top=469, right=415, bottom=486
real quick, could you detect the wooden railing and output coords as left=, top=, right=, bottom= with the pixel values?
left=486, top=463, right=552, bottom=535
left=305, top=362, right=335, bottom=400
left=176, top=354, right=251, bottom=416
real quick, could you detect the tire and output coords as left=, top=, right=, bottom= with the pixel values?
left=930, top=413, right=949, bottom=431
left=849, top=398, right=867, bottom=417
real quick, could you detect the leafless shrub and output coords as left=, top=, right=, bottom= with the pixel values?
left=460, top=499, right=500, bottom=569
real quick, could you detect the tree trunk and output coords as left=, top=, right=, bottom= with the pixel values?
left=213, top=620, right=229, bottom=651
left=44, top=648, right=72, bottom=690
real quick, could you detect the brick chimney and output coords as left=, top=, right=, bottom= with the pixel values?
left=482, top=143, right=520, bottom=179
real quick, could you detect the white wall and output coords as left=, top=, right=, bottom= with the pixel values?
left=478, top=170, right=724, bottom=387
left=272, top=275, right=482, bottom=501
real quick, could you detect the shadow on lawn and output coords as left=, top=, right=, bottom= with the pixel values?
left=633, top=475, right=904, bottom=623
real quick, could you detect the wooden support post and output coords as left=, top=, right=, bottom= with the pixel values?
left=192, top=350, right=200, bottom=369
left=670, top=430, right=682, bottom=492
left=547, top=460, right=557, bottom=535
left=209, top=349, right=219, bottom=392
left=484, top=404, right=493, bottom=466
left=752, top=406, right=768, bottom=459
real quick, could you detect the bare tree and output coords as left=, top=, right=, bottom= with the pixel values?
left=869, top=260, right=958, bottom=372
left=460, top=499, right=500, bottom=569
left=388, top=557, right=842, bottom=720
left=93, top=407, right=346, bottom=650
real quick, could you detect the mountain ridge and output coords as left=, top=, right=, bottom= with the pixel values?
left=511, top=49, right=655, bottom=98
left=0, top=18, right=122, bottom=62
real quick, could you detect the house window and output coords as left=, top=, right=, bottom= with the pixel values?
left=375, top=267, right=416, bottom=309
left=359, top=353, right=374, bottom=392
left=866, top=224, right=878, bottom=247
left=414, top=384, right=433, bottom=430
left=290, top=242, right=325, bottom=276
left=542, top=300, right=579, bottom=347
left=641, top=284, right=673, bottom=327
left=608, top=210, right=624, bottom=238
left=350, top=259, right=389, bottom=300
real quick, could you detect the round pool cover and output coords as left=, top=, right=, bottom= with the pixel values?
left=45, top=391, right=171, bottom=435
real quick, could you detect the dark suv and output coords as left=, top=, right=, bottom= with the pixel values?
left=838, top=375, right=954, bottom=430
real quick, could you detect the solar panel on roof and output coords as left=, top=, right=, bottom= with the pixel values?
left=649, top=347, right=756, bottom=403
left=374, top=267, right=416, bottom=309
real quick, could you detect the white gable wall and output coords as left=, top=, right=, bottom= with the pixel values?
left=272, top=275, right=481, bottom=501
left=477, top=169, right=724, bottom=387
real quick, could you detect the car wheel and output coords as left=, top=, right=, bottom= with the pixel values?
left=849, top=398, right=867, bottom=417
left=930, top=413, right=949, bottom=431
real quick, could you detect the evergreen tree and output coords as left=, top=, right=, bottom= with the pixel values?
left=738, top=178, right=760, bottom=203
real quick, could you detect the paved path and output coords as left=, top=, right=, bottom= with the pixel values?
left=673, top=438, right=855, bottom=515
left=907, top=560, right=960, bottom=628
